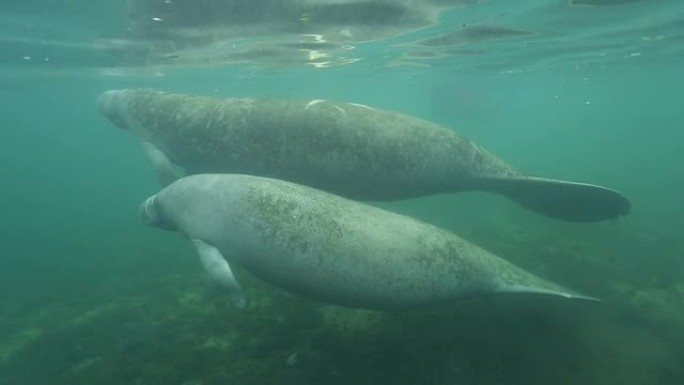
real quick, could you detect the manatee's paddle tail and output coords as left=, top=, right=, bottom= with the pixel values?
left=491, top=253, right=600, bottom=302
left=479, top=176, right=630, bottom=222
left=500, top=285, right=600, bottom=302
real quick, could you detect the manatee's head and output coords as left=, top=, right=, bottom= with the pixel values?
left=140, top=195, right=177, bottom=231
left=97, top=89, right=131, bottom=129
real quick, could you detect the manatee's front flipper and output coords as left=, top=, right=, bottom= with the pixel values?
left=191, top=239, right=246, bottom=308
left=482, top=176, right=631, bottom=222
left=141, top=141, right=182, bottom=187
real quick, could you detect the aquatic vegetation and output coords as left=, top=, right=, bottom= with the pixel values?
left=0, top=327, right=43, bottom=363
left=2, top=219, right=682, bottom=384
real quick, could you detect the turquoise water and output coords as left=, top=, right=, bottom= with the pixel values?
left=1, top=1, right=683, bottom=384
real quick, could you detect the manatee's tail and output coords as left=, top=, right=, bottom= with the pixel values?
left=478, top=176, right=630, bottom=222
left=500, top=284, right=600, bottom=302
left=494, top=264, right=600, bottom=302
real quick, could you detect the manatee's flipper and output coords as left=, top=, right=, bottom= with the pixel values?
left=191, top=239, right=246, bottom=308
left=141, top=141, right=182, bottom=187
left=480, top=176, right=630, bottom=222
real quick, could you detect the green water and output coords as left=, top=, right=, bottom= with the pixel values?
left=1, top=1, right=683, bottom=384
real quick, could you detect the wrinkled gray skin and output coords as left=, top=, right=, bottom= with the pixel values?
left=140, top=174, right=596, bottom=309
left=100, top=88, right=630, bottom=222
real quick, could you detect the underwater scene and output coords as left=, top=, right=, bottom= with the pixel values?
left=1, top=0, right=683, bottom=384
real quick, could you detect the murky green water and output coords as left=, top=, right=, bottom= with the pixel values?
left=1, top=1, right=683, bottom=384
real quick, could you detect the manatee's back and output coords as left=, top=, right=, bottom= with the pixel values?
left=154, top=174, right=593, bottom=308
left=125, top=90, right=516, bottom=200
left=204, top=174, right=507, bottom=308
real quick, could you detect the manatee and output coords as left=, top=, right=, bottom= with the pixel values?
left=140, top=173, right=597, bottom=309
left=99, top=88, right=630, bottom=222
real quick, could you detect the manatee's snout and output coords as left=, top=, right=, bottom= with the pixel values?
left=139, top=196, right=159, bottom=227
left=140, top=195, right=177, bottom=231
left=97, top=89, right=130, bottom=129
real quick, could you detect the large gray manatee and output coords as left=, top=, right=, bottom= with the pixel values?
left=100, top=88, right=630, bottom=222
left=140, top=174, right=596, bottom=309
